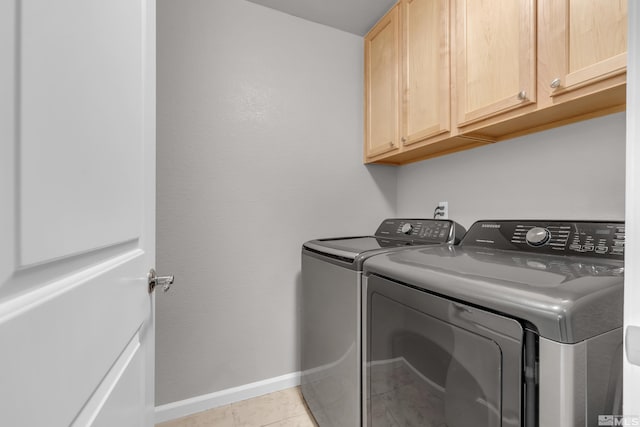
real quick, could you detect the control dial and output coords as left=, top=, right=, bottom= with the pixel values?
left=401, top=223, right=414, bottom=235
left=526, top=227, right=551, bottom=247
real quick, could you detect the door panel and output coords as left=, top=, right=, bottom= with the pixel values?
left=562, top=0, right=626, bottom=92
left=0, top=0, right=155, bottom=426
left=19, top=0, right=144, bottom=265
left=402, top=0, right=450, bottom=144
left=465, top=0, right=520, bottom=111
left=76, top=334, right=145, bottom=427
left=456, top=0, right=536, bottom=125
left=364, top=275, right=524, bottom=427
left=368, top=292, right=502, bottom=427
left=568, top=0, right=626, bottom=72
left=365, top=6, right=400, bottom=158
left=0, top=254, right=148, bottom=426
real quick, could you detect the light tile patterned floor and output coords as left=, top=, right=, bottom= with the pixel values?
left=156, top=387, right=318, bottom=427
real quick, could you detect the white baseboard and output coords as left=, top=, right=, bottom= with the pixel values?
left=154, top=371, right=301, bottom=424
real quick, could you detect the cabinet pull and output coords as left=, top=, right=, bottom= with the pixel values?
left=517, top=90, right=527, bottom=101
left=389, top=141, right=394, bottom=147
left=401, top=137, right=407, bottom=143
left=550, top=78, right=561, bottom=89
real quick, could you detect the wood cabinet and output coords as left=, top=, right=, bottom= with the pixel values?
left=539, top=0, right=627, bottom=98
left=464, top=0, right=627, bottom=141
left=365, top=0, right=484, bottom=163
left=401, top=0, right=450, bottom=145
left=455, top=0, right=536, bottom=126
left=365, top=0, right=627, bottom=165
left=365, top=5, right=400, bottom=159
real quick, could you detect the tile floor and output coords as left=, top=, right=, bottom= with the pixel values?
left=156, top=387, right=318, bottom=427
left=369, top=358, right=446, bottom=427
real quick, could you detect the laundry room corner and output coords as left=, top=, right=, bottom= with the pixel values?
left=154, top=0, right=398, bottom=417
left=154, top=0, right=628, bottom=424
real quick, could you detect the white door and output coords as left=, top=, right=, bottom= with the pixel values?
left=625, top=0, right=640, bottom=416
left=0, top=1, right=156, bottom=426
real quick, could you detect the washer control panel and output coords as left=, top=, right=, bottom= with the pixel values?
left=375, top=218, right=465, bottom=244
left=461, top=220, right=625, bottom=258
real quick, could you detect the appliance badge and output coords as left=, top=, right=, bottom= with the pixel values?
left=481, top=224, right=501, bottom=229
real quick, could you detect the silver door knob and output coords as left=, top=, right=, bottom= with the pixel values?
left=148, top=268, right=174, bottom=293
left=517, top=90, right=527, bottom=100
left=550, top=78, right=561, bottom=89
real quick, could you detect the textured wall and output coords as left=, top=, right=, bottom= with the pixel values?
left=156, top=0, right=628, bottom=409
left=397, top=113, right=626, bottom=229
left=156, top=0, right=396, bottom=405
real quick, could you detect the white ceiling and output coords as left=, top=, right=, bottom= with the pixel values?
left=245, top=0, right=397, bottom=36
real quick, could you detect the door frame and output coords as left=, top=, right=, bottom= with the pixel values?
left=624, top=0, right=640, bottom=415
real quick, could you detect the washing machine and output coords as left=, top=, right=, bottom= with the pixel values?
left=362, top=220, right=625, bottom=427
left=301, top=218, right=466, bottom=427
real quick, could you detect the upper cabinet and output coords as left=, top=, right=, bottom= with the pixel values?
left=366, top=0, right=486, bottom=163
left=365, top=5, right=400, bottom=159
left=365, top=0, right=627, bottom=165
left=455, top=0, right=536, bottom=126
left=401, top=0, right=450, bottom=145
left=540, top=0, right=627, bottom=97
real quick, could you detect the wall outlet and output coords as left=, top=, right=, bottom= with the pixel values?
left=437, top=201, right=449, bottom=219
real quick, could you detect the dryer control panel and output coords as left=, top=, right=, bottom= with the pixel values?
left=375, top=218, right=466, bottom=244
left=461, top=220, right=625, bottom=258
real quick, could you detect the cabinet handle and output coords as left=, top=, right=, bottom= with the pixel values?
left=550, top=78, right=561, bottom=89
left=389, top=141, right=394, bottom=147
left=401, top=137, right=407, bottom=143
left=517, top=90, right=527, bottom=101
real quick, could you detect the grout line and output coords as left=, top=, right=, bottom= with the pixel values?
left=260, top=413, right=310, bottom=427
left=156, top=387, right=318, bottom=427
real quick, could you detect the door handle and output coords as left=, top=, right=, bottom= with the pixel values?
left=627, top=325, right=640, bottom=366
left=148, top=268, right=174, bottom=293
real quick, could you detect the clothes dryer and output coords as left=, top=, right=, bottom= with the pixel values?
left=362, top=220, right=625, bottom=427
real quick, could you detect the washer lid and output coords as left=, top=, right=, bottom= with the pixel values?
left=303, top=236, right=415, bottom=263
left=363, top=245, right=624, bottom=343
left=303, top=218, right=466, bottom=262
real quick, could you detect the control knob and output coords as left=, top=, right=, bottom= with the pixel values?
left=526, top=227, right=551, bottom=247
left=401, top=223, right=413, bottom=235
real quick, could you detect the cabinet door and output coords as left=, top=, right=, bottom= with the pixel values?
left=455, top=0, right=536, bottom=126
left=401, top=0, right=450, bottom=146
left=365, top=5, right=400, bottom=159
left=545, top=0, right=627, bottom=96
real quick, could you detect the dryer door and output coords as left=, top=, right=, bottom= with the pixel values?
left=364, top=275, right=525, bottom=427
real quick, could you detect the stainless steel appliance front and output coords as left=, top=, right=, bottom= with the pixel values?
left=301, top=253, right=362, bottom=426
left=300, top=219, right=465, bottom=427
left=364, top=275, right=526, bottom=427
left=362, top=220, right=625, bottom=426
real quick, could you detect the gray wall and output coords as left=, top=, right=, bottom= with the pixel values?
left=397, top=113, right=626, bottom=229
left=156, top=0, right=397, bottom=405
left=157, top=0, right=627, bottom=408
